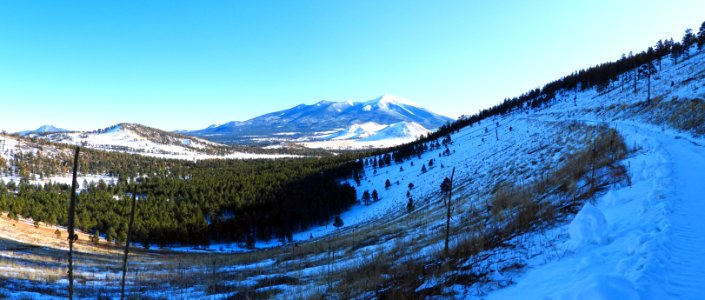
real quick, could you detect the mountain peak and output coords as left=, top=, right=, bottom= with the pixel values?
left=18, top=124, right=68, bottom=136
left=36, top=125, right=65, bottom=132
left=367, top=94, right=418, bottom=108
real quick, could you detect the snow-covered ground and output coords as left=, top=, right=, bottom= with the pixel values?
left=476, top=47, right=705, bottom=299
left=23, top=123, right=297, bottom=160
left=301, top=121, right=431, bottom=150
left=476, top=121, right=705, bottom=299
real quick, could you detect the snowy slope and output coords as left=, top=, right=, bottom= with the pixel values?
left=475, top=47, right=705, bottom=299
left=482, top=121, right=705, bottom=299
left=0, top=134, right=116, bottom=190
left=29, top=123, right=295, bottom=160
left=301, top=121, right=432, bottom=149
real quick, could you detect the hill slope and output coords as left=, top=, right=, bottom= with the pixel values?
left=27, top=123, right=295, bottom=159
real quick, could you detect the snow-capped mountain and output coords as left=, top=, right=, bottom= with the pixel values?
left=186, top=94, right=452, bottom=148
left=17, top=125, right=68, bottom=136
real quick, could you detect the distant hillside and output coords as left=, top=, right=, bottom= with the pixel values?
left=27, top=123, right=296, bottom=159
left=17, top=125, right=68, bottom=136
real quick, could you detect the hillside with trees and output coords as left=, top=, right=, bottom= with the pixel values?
left=0, top=141, right=363, bottom=247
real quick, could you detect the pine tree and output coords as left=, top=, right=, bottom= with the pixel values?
left=372, top=190, right=379, bottom=201
left=682, top=28, right=696, bottom=53
left=333, top=215, right=344, bottom=228
left=385, top=179, right=391, bottom=189
left=440, top=167, right=455, bottom=256
left=91, top=230, right=100, bottom=245
left=698, top=21, right=705, bottom=49
left=362, top=190, right=371, bottom=205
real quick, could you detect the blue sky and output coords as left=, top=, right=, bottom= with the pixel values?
left=1, top=0, right=704, bottom=132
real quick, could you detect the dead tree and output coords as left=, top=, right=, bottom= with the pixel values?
left=67, top=147, right=80, bottom=300
left=638, top=62, right=658, bottom=104
left=440, top=167, right=456, bottom=256
left=120, top=188, right=138, bottom=300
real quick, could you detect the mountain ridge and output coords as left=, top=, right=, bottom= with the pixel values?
left=17, top=125, right=68, bottom=136
left=186, top=94, right=452, bottom=147
left=23, top=122, right=297, bottom=159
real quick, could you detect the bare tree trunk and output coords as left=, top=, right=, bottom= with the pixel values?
left=444, top=167, right=456, bottom=257
left=633, top=68, right=638, bottom=94
left=67, top=147, right=79, bottom=300
left=121, top=189, right=138, bottom=300
left=647, top=74, right=651, bottom=104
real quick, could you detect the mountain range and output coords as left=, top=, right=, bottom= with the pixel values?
left=186, top=94, right=453, bottom=148
left=17, top=95, right=451, bottom=152
left=21, top=123, right=295, bottom=159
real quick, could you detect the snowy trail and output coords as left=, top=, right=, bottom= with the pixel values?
left=482, top=114, right=705, bottom=299
left=654, top=130, right=705, bottom=298
left=617, top=122, right=705, bottom=298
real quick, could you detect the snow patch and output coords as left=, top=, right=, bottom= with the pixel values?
left=569, top=202, right=608, bottom=250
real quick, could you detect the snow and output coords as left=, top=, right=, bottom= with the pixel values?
left=326, top=122, right=387, bottom=140
left=366, top=94, right=419, bottom=108
left=566, top=275, right=640, bottom=300
left=359, top=121, right=429, bottom=142
left=481, top=47, right=705, bottom=299
left=22, top=124, right=296, bottom=160
left=322, top=121, right=430, bottom=144
left=568, top=202, right=608, bottom=250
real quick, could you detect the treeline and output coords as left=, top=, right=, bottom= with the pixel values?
left=383, top=22, right=705, bottom=163
left=0, top=147, right=364, bottom=247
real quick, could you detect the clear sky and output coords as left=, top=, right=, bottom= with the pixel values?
left=1, top=0, right=704, bottom=132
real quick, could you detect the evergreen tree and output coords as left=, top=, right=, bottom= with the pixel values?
left=672, top=42, right=682, bottom=64
left=362, top=190, right=371, bottom=205
left=91, top=230, right=101, bottom=245
left=333, top=215, right=344, bottom=228
left=372, top=190, right=379, bottom=201
left=385, top=179, right=391, bottom=189
left=682, top=28, right=696, bottom=53
left=698, top=21, right=705, bottom=49
left=440, top=168, right=455, bottom=256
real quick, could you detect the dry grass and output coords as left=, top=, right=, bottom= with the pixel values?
left=604, top=96, right=705, bottom=136
left=0, top=213, right=121, bottom=255
left=350, top=124, right=632, bottom=298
